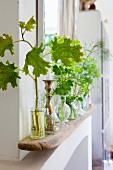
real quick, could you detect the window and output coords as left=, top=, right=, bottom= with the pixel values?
left=44, top=0, right=58, bottom=45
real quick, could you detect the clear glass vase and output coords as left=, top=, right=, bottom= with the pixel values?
left=53, top=96, right=70, bottom=124
left=31, top=107, right=45, bottom=139
left=69, top=101, right=78, bottom=120
left=77, top=101, right=86, bottom=116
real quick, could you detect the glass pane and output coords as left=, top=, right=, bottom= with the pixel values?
left=44, top=0, right=58, bottom=45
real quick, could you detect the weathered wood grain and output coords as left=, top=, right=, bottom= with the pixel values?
left=18, top=106, right=95, bottom=151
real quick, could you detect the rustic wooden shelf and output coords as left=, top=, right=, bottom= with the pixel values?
left=18, top=106, right=95, bottom=151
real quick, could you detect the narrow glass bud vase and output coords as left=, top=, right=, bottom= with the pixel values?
left=31, top=108, right=45, bottom=139
left=69, top=102, right=78, bottom=120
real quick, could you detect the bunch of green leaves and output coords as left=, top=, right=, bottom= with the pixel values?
left=50, top=36, right=84, bottom=66
left=0, top=33, right=20, bottom=90
left=52, top=42, right=100, bottom=103
left=0, top=16, right=50, bottom=91
left=52, top=63, right=74, bottom=96
left=73, top=53, right=100, bottom=98
left=66, top=95, right=76, bottom=107
left=18, top=16, right=50, bottom=78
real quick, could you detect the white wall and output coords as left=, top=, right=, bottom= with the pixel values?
left=41, top=116, right=92, bottom=170
left=95, top=0, right=113, bottom=145
left=78, top=11, right=102, bottom=161
left=0, top=0, right=19, bottom=161
left=18, top=0, right=36, bottom=160
left=0, top=0, right=36, bottom=161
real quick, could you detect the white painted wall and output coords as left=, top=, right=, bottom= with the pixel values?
left=78, top=11, right=102, bottom=161
left=41, top=116, right=92, bottom=170
left=18, top=0, right=36, bottom=160
left=95, top=0, right=113, bottom=146
left=0, top=0, right=36, bottom=161
left=0, top=0, right=19, bottom=161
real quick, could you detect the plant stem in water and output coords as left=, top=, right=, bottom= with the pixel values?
left=34, top=77, right=39, bottom=133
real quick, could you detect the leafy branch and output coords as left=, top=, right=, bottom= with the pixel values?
left=0, top=16, right=50, bottom=110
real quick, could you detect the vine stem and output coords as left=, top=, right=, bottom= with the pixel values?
left=82, top=45, right=97, bottom=68
left=42, top=52, right=50, bottom=58
left=35, top=76, right=38, bottom=108
left=17, top=68, right=35, bottom=81
left=34, top=76, right=39, bottom=133
left=14, top=39, right=33, bottom=48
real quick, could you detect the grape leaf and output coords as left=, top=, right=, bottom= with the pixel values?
left=25, top=16, right=36, bottom=32
left=23, top=44, right=50, bottom=77
left=0, top=61, right=20, bottom=90
left=18, top=21, right=25, bottom=29
left=0, top=34, right=14, bottom=57
left=50, top=37, right=83, bottom=66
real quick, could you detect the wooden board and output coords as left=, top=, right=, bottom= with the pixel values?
left=18, top=106, right=95, bottom=151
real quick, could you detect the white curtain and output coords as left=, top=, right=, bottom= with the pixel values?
left=58, top=0, right=79, bottom=39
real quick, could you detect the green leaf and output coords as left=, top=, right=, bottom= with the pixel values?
left=25, top=16, right=36, bottom=32
left=0, top=34, right=14, bottom=57
left=53, top=65, right=61, bottom=75
left=23, top=45, right=50, bottom=77
left=77, top=96, right=83, bottom=102
left=19, top=21, right=25, bottom=29
left=50, top=36, right=83, bottom=66
left=0, top=61, right=20, bottom=90
left=53, top=78, right=73, bottom=96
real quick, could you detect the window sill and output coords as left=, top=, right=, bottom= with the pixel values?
left=18, top=106, right=95, bottom=151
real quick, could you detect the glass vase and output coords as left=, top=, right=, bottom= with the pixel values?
left=53, top=96, right=70, bottom=124
left=69, top=101, right=78, bottom=120
left=77, top=101, right=86, bottom=116
left=31, top=107, right=45, bottom=139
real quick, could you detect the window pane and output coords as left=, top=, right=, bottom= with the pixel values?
left=44, top=0, right=58, bottom=45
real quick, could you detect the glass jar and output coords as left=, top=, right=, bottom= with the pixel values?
left=31, top=107, right=45, bottom=139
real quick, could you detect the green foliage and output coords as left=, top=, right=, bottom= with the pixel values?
left=0, top=61, right=20, bottom=90
left=52, top=43, right=100, bottom=103
left=66, top=95, right=76, bottom=107
left=53, top=78, right=73, bottom=96
left=50, top=36, right=84, bottom=66
left=96, top=41, right=112, bottom=61
left=75, top=56, right=100, bottom=96
left=18, top=21, right=25, bottom=29
left=0, top=34, right=14, bottom=57
left=19, top=16, right=36, bottom=32
left=23, top=45, right=50, bottom=77
left=0, top=16, right=50, bottom=93
left=52, top=62, right=75, bottom=96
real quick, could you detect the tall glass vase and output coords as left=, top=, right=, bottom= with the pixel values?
left=31, top=107, right=45, bottom=139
